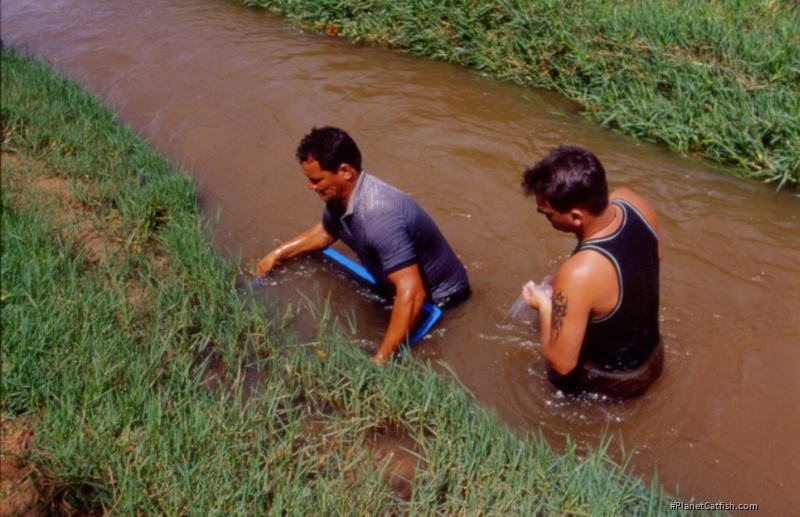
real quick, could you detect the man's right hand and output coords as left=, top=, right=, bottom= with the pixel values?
left=255, top=222, right=337, bottom=278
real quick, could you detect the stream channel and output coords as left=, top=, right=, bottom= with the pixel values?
left=3, top=0, right=799, bottom=512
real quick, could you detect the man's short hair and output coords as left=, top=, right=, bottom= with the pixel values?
left=296, top=126, right=362, bottom=173
left=521, top=145, right=609, bottom=215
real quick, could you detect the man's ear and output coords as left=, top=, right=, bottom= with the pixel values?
left=568, top=209, right=585, bottom=229
left=339, top=163, right=357, bottom=180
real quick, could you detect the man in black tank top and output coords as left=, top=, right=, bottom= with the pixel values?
left=520, top=145, right=664, bottom=399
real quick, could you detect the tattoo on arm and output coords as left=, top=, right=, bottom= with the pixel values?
left=551, top=288, right=568, bottom=341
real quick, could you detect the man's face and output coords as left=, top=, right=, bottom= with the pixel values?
left=536, top=195, right=574, bottom=233
left=302, top=158, right=348, bottom=203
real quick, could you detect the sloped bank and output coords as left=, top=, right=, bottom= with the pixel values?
left=235, top=0, right=799, bottom=190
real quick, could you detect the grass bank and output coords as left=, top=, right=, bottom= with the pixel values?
left=236, top=0, right=799, bottom=191
left=2, top=47, right=703, bottom=515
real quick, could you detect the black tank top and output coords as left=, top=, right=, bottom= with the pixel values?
left=573, top=199, right=661, bottom=370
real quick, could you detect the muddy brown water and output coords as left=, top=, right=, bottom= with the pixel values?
left=3, top=0, right=799, bottom=512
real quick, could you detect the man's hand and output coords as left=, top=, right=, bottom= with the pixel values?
left=255, top=222, right=337, bottom=278
left=255, top=251, right=281, bottom=277
left=372, top=352, right=390, bottom=367
left=522, top=280, right=551, bottom=310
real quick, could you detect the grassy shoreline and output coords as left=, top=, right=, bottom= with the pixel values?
left=2, top=48, right=705, bottom=514
left=235, top=0, right=799, bottom=191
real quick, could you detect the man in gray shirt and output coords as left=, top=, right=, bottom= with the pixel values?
left=256, top=126, right=470, bottom=365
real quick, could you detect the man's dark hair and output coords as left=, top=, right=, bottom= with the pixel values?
left=296, top=126, right=362, bottom=173
left=521, top=145, right=609, bottom=215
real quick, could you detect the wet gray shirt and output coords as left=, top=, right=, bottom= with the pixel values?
left=322, top=172, right=469, bottom=302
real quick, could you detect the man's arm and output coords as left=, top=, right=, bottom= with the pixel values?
left=541, top=282, right=587, bottom=375
left=255, top=222, right=336, bottom=277
left=524, top=259, right=598, bottom=376
left=372, top=264, right=427, bottom=366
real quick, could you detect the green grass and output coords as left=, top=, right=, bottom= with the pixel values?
left=235, top=0, right=799, bottom=191
left=2, top=47, right=708, bottom=515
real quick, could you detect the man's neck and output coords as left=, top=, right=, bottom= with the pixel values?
left=579, top=203, right=617, bottom=242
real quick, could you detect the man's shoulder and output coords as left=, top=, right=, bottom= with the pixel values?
left=610, top=188, right=651, bottom=212
left=562, top=249, right=610, bottom=279
left=356, top=172, right=415, bottom=212
left=558, top=249, right=619, bottom=307
left=610, top=188, right=660, bottom=231
left=359, top=171, right=396, bottom=193
left=610, top=187, right=640, bottom=203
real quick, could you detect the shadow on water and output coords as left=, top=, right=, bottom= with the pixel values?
left=3, top=0, right=799, bottom=512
